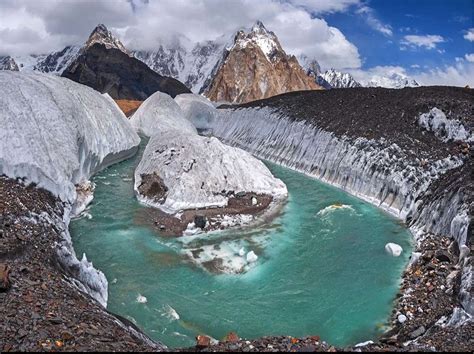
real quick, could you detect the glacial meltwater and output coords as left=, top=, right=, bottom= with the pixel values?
left=70, top=140, right=413, bottom=348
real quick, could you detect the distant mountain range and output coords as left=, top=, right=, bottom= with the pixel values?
left=0, top=22, right=420, bottom=102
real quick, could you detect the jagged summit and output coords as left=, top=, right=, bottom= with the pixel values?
left=232, top=20, right=282, bottom=62
left=320, top=68, right=362, bottom=89
left=85, top=24, right=130, bottom=55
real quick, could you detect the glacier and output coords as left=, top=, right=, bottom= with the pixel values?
left=210, top=105, right=472, bottom=318
left=0, top=71, right=141, bottom=307
left=0, top=71, right=140, bottom=203
left=132, top=92, right=287, bottom=214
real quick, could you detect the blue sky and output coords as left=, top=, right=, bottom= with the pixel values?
left=322, top=0, right=473, bottom=71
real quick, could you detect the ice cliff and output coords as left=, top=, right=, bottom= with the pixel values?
left=0, top=71, right=140, bottom=203
left=0, top=71, right=141, bottom=307
left=131, top=92, right=287, bottom=214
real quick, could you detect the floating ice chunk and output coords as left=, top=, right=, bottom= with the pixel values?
left=355, top=340, right=374, bottom=348
left=239, top=247, right=246, bottom=257
left=317, top=204, right=354, bottom=217
left=385, top=243, right=403, bottom=257
left=246, top=251, right=258, bottom=263
left=398, top=314, right=407, bottom=323
left=162, top=304, right=180, bottom=321
left=137, top=294, right=148, bottom=304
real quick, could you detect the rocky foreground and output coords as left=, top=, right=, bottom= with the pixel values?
left=0, top=176, right=163, bottom=352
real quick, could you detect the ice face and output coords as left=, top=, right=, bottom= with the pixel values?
left=130, top=91, right=197, bottom=136
left=0, top=71, right=140, bottom=203
left=418, top=107, right=473, bottom=143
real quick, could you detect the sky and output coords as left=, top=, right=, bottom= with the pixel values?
left=0, top=0, right=473, bottom=86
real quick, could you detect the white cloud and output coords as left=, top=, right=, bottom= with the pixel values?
left=400, top=34, right=445, bottom=50
left=464, top=28, right=474, bottom=42
left=355, top=6, right=392, bottom=36
left=412, top=62, right=474, bottom=87
left=0, top=0, right=362, bottom=70
left=349, top=65, right=409, bottom=85
left=465, top=53, right=474, bottom=63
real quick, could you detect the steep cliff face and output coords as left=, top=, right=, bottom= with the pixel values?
left=62, top=43, right=190, bottom=100
left=204, top=22, right=321, bottom=103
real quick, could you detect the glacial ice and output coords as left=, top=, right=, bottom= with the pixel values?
left=130, top=91, right=197, bottom=137
left=212, top=107, right=467, bottom=246
left=133, top=92, right=287, bottom=214
left=135, top=131, right=287, bottom=213
left=211, top=105, right=472, bottom=318
left=385, top=243, right=403, bottom=257
left=0, top=71, right=140, bottom=203
left=418, top=107, right=473, bottom=142
left=0, top=71, right=142, bottom=308
left=175, top=93, right=217, bottom=132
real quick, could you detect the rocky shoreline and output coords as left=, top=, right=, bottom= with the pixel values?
left=0, top=176, right=164, bottom=352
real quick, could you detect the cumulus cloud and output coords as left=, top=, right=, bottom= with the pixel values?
left=349, top=65, right=409, bottom=85
left=0, top=0, right=362, bottom=69
left=412, top=62, right=474, bottom=87
left=465, top=53, right=474, bottom=63
left=464, top=28, right=474, bottom=42
left=356, top=6, right=393, bottom=36
left=400, top=34, right=445, bottom=50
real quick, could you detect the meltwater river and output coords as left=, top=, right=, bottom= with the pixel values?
left=70, top=139, right=412, bottom=348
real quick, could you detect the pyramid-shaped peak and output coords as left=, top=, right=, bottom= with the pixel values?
left=251, top=20, right=270, bottom=34
left=85, top=24, right=130, bottom=55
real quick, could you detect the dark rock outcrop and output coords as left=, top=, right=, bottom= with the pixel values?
left=62, top=43, right=190, bottom=100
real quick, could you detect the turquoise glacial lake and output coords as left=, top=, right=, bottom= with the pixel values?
left=70, top=140, right=413, bottom=348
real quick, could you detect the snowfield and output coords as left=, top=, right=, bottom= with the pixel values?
left=132, top=92, right=287, bottom=213
left=0, top=71, right=140, bottom=203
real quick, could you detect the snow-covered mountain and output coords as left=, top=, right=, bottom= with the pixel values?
left=204, top=21, right=321, bottom=103
left=11, top=24, right=128, bottom=75
left=364, top=72, right=420, bottom=89
left=0, top=56, right=19, bottom=71
left=133, top=35, right=229, bottom=94
left=319, top=69, right=362, bottom=89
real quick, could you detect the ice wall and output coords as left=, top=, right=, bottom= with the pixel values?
left=0, top=71, right=141, bottom=307
left=0, top=72, right=140, bottom=203
left=212, top=107, right=469, bottom=246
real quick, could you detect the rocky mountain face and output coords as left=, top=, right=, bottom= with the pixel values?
left=62, top=43, right=190, bottom=100
left=203, top=21, right=321, bottom=103
left=0, top=56, right=19, bottom=71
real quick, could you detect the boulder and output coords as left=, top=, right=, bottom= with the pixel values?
left=435, top=250, right=452, bottom=263
left=196, top=335, right=211, bottom=348
left=194, top=215, right=207, bottom=229
left=385, top=243, right=403, bottom=257
left=224, top=332, right=240, bottom=343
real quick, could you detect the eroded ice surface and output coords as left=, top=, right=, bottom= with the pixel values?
left=132, top=93, right=287, bottom=214
left=0, top=71, right=140, bottom=203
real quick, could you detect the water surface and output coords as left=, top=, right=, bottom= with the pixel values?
left=70, top=140, right=412, bottom=348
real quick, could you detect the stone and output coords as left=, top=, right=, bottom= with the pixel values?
left=251, top=196, right=258, bottom=206
left=224, top=332, right=239, bottom=343
left=194, top=215, right=207, bottom=229
left=409, top=326, right=426, bottom=339
left=236, top=191, right=247, bottom=198
left=0, top=264, right=10, bottom=292
left=196, top=335, right=211, bottom=348
left=435, top=250, right=452, bottom=263
left=385, top=243, right=403, bottom=257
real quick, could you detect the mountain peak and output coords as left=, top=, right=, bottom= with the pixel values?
left=251, top=20, right=268, bottom=33
left=85, top=24, right=130, bottom=55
